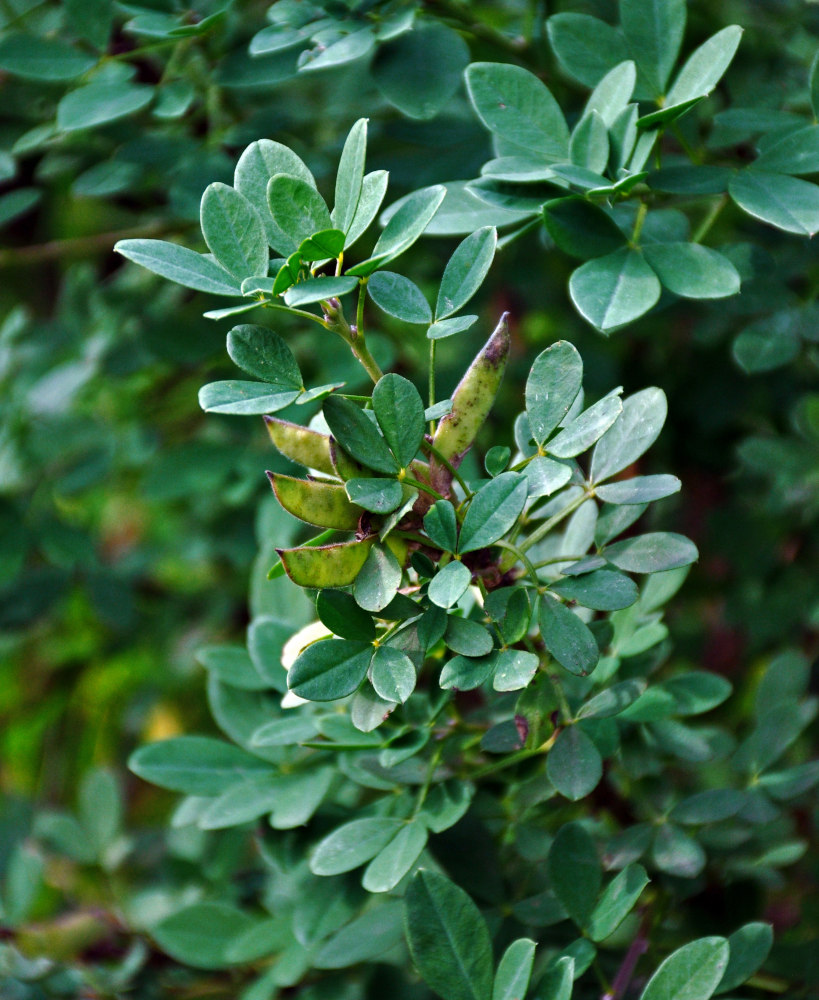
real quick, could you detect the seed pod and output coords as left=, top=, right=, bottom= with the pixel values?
left=264, top=415, right=335, bottom=476
left=276, top=537, right=374, bottom=588
left=429, top=312, right=510, bottom=497
left=330, top=437, right=371, bottom=481
left=268, top=473, right=362, bottom=530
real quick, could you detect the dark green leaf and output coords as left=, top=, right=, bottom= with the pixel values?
left=620, top=0, right=686, bottom=94
left=493, top=938, right=536, bottom=1000
left=595, top=474, right=680, bottom=505
left=424, top=500, right=459, bottom=552
left=428, top=315, right=479, bottom=340
left=466, top=62, right=569, bottom=159
left=547, top=14, right=630, bottom=88
left=730, top=169, right=819, bottom=236
left=151, top=904, right=257, bottom=971
left=733, top=314, right=801, bottom=373
left=197, top=645, right=268, bottom=691
left=445, top=617, right=494, bottom=657
left=539, top=595, right=600, bottom=676
left=666, top=26, right=743, bottom=105
left=436, top=227, right=498, bottom=320
left=651, top=823, right=707, bottom=878
left=372, top=23, right=469, bottom=120
left=547, top=822, right=602, bottom=927
left=716, top=923, right=773, bottom=994
left=524, top=456, right=573, bottom=497
left=485, top=446, right=511, bottom=477
left=57, top=82, right=153, bottom=131
left=311, top=817, right=404, bottom=875
left=368, top=272, right=432, bottom=324
left=492, top=649, right=539, bottom=690
left=350, top=185, right=445, bottom=275
left=440, top=651, right=498, bottom=691
left=458, top=473, right=529, bottom=553
left=591, top=388, right=667, bottom=483
left=373, top=373, right=426, bottom=467
left=525, top=341, right=583, bottom=446
left=288, top=638, right=373, bottom=701
left=570, top=111, right=609, bottom=173
left=316, top=590, right=375, bottom=642
left=670, top=789, right=747, bottom=825
left=226, top=325, right=301, bottom=386
left=324, top=396, right=398, bottom=474
left=570, top=248, right=661, bottom=333
left=543, top=199, right=626, bottom=260
left=548, top=391, right=623, bottom=458
left=585, top=60, right=638, bottom=126
left=370, top=645, right=416, bottom=703
left=333, top=118, right=367, bottom=234
left=314, top=901, right=404, bottom=968
left=575, top=679, right=646, bottom=720
left=363, top=820, right=428, bottom=892
left=234, top=139, right=316, bottom=250
left=551, top=569, right=638, bottom=611
left=298, top=229, right=346, bottom=261
left=267, top=174, right=332, bottom=256
left=587, top=864, right=649, bottom=942
left=198, top=381, right=301, bottom=415
left=300, top=28, right=375, bottom=73
left=405, top=870, right=494, bottom=1000
left=0, top=33, right=96, bottom=80
left=200, top=183, right=268, bottom=280
left=347, top=170, right=390, bottom=248
left=547, top=725, right=603, bottom=800
left=284, top=275, right=359, bottom=306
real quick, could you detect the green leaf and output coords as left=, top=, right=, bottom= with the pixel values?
left=591, top=387, right=667, bottom=483
left=354, top=544, right=402, bottom=612
left=115, top=239, right=241, bottom=296
left=57, top=82, right=153, bottom=131
left=440, top=651, right=498, bottom=690
left=129, top=736, right=272, bottom=795
left=363, top=185, right=446, bottom=271
left=316, top=590, right=375, bottom=642
left=569, top=248, right=661, bottom=333
left=620, top=0, right=686, bottom=94
left=429, top=560, right=473, bottom=609
left=648, top=166, right=734, bottom=195
left=551, top=569, right=638, bottom=611
left=658, top=671, right=731, bottom=715
left=666, top=26, right=743, bottom=105
left=314, top=901, right=404, bottom=968
left=311, top=817, right=404, bottom=876
left=3, top=844, right=44, bottom=927
left=585, top=61, right=638, bottom=126
left=445, top=617, right=494, bottom=657
left=458, top=473, right=529, bottom=553
left=640, top=937, right=730, bottom=1000
left=298, top=229, right=346, bottom=261
left=368, top=271, right=432, bottom=324
left=333, top=118, right=367, bottom=234
left=670, top=789, right=747, bottom=825
left=540, top=956, right=575, bottom=1000
left=539, top=595, right=600, bottom=676
left=324, top=396, right=398, bottom=474
left=252, top=715, right=319, bottom=747
left=575, top=679, right=646, bottom=720
left=570, top=111, right=609, bottom=173
left=370, top=645, right=416, bottom=704
left=812, top=50, right=819, bottom=121
left=284, top=276, right=358, bottom=306
left=595, top=474, right=680, bottom=505
left=643, top=244, right=740, bottom=299
left=716, top=923, right=773, bottom=994
left=543, top=199, right=626, bottom=262
left=346, top=477, right=404, bottom=514
left=493, top=938, right=536, bottom=1000
left=372, top=22, right=469, bottom=120
left=226, top=325, right=301, bottom=386
left=523, top=457, right=573, bottom=497
left=547, top=391, right=623, bottom=458
left=424, top=500, right=459, bottom=552
left=363, top=820, right=428, bottom=892
left=78, top=768, right=121, bottom=857
left=300, top=28, right=375, bottom=73
left=492, top=649, right=539, bottom=691
left=234, top=139, right=316, bottom=249
left=436, top=227, right=498, bottom=320
left=151, top=903, right=257, bottom=970
left=0, top=33, right=96, bottom=80
left=466, top=62, right=569, bottom=159
left=346, top=170, right=390, bottom=248
left=197, top=645, right=268, bottom=691
left=547, top=725, right=603, bottom=800
left=651, top=824, right=707, bottom=877
left=200, top=183, right=268, bottom=280
left=372, top=374, right=426, bottom=468
left=405, top=870, right=494, bottom=1000
left=733, top=315, right=802, bottom=373
left=525, top=341, right=583, bottom=446
left=428, top=315, right=480, bottom=340
left=547, top=822, right=602, bottom=927
left=199, top=381, right=301, bottom=415
left=267, top=174, right=332, bottom=256
left=288, top=638, right=372, bottom=701
left=587, top=864, right=649, bottom=942
left=729, top=169, right=819, bottom=236
left=547, top=14, right=629, bottom=88
left=604, top=532, right=698, bottom=573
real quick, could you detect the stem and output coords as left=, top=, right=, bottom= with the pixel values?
left=693, top=194, right=728, bottom=244
left=601, top=921, right=649, bottom=1000
left=532, top=554, right=585, bottom=569
left=403, top=476, right=446, bottom=503
left=630, top=201, right=649, bottom=245
left=470, top=730, right=559, bottom=780
left=0, top=220, right=180, bottom=268
left=426, top=0, right=528, bottom=58
left=429, top=339, right=437, bottom=436
left=421, top=441, right=474, bottom=499
left=322, top=295, right=384, bottom=384
left=413, top=745, right=444, bottom=816
left=492, top=539, right=542, bottom=590
left=518, top=490, right=591, bottom=555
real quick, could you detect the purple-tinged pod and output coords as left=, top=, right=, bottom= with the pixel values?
left=264, top=415, right=335, bottom=476
left=268, top=472, right=361, bottom=530
left=429, top=313, right=510, bottom=497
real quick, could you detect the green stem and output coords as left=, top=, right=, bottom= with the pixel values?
left=403, top=476, right=446, bottom=503
left=421, top=441, right=474, bottom=499
left=518, top=490, right=591, bottom=555
left=413, top=745, right=444, bottom=816
left=429, top=339, right=437, bottom=436
left=693, top=194, right=728, bottom=244
left=630, top=201, right=649, bottom=245
left=492, top=539, right=542, bottom=590
left=322, top=295, right=383, bottom=384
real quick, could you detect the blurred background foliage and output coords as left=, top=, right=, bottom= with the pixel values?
left=1, top=0, right=818, bottom=996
